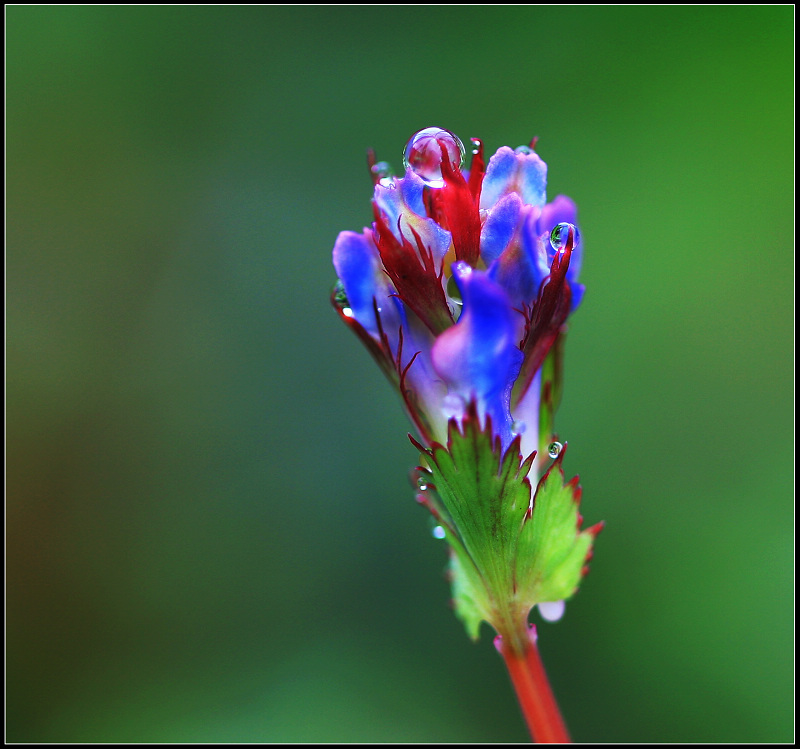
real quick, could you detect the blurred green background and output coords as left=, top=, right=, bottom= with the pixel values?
left=7, top=6, right=793, bottom=743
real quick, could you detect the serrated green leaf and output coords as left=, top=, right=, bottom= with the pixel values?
left=516, top=457, right=597, bottom=606
left=426, top=411, right=532, bottom=607
left=415, top=405, right=600, bottom=640
left=447, top=542, right=491, bottom=641
left=538, top=333, right=565, bottom=457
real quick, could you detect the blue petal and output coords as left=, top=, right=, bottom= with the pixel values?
left=480, top=192, right=521, bottom=265
left=432, top=263, right=523, bottom=449
left=518, top=151, right=547, bottom=208
left=487, top=239, right=543, bottom=308
left=479, top=146, right=518, bottom=210
left=398, top=169, right=427, bottom=217
left=479, top=146, right=548, bottom=210
left=374, top=171, right=452, bottom=264
left=539, top=194, right=577, bottom=232
left=332, top=229, right=387, bottom=334
left=517, top=208, right=551, bottom=296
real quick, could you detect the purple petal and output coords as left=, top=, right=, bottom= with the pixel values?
left=480, top=192, right=522, bottom=265
left=539, top=194, right=577, bottom=233
left=479, top=147, right=518, bottom=210
left=374, top=171, right=452, bottom=265
left=332, top=229, right=390, bottom=335
left=518, top=151, right=548, bottom=208
left=517, top=207, right=551, bottom=291
left=479, top=146, right=548, bottom=211
left=432, top=263, right=523, bottom=449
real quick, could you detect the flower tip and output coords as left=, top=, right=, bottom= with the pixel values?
left=452, top=259, right=473, bottom=281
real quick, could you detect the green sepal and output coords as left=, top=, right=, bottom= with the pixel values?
left=538, top=331, right=565, bottom=458
left=447, top=540, right=492, bottom=641
left=516, top=451, right=603, bottom=606
left=412, top=403, right=601, bottom=640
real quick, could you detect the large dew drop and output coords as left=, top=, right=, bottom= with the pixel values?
left=549, top=222, right=581, bottom=252
left=548, top=441, right=563, bottom=459
left=403, top=126, right=465, bottom=188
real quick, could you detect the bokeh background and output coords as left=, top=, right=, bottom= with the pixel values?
left=7, top=6, right=794, bottom=743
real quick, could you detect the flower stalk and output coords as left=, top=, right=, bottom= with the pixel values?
left=496, top=627, right=571, bottom=743
left=330, top=127, right=601, bottom=741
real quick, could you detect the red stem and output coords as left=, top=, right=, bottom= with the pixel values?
left=497, top=629, right=571, bottom=743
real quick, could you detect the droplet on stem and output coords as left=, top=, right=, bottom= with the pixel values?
left=548, top=441, right=563, bottom=459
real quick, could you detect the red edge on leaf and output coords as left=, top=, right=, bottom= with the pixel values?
left=408, top=433, right=430, bottom=455
left=411, top=401, right=537, bottom=490
left=529, top=442, right=579, bottom=518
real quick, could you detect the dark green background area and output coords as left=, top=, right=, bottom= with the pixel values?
left=7, top=6, right=793, bottom=743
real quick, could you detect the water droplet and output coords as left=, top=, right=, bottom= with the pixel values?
left=511, top=420, right=526, bottom=436
left=548, top=441, right=563, bottom=459
left=333, top=280, right=354, bottom=316
left=468, top=137, right=482, bottom=155
left=371, top=161, right=392, bottom=178
left=371, top=160, right=395, bottom=188
left=416, top=475, right=429, bottom=492
left=515, top=144, right=534, bottom=155
left=403, top=126, right=465, bottom=188
left=537, top=600, right=565, bottom=622
left=446, top=275, right=463, bottom=305
left=549, top=222, right=581, bottom=252
left=432, top=525, right=446, bottom=540
left=332, top=279, right=349, bottom=308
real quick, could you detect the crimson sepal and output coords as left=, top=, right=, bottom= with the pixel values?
left=372, top=203, right=453, bottom=336
left=467, top=138, right=486, bottom=202
left=513, top=233, right=574, bottom=406
left=440, top=141, right=481, bottom=267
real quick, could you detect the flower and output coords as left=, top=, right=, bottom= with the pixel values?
left=331, top=127, right=600, bottom=640
left=332, top=127, right=582, bottom=464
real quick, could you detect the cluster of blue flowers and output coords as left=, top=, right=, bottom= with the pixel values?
left=332, top=127, right=583, bottom=468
